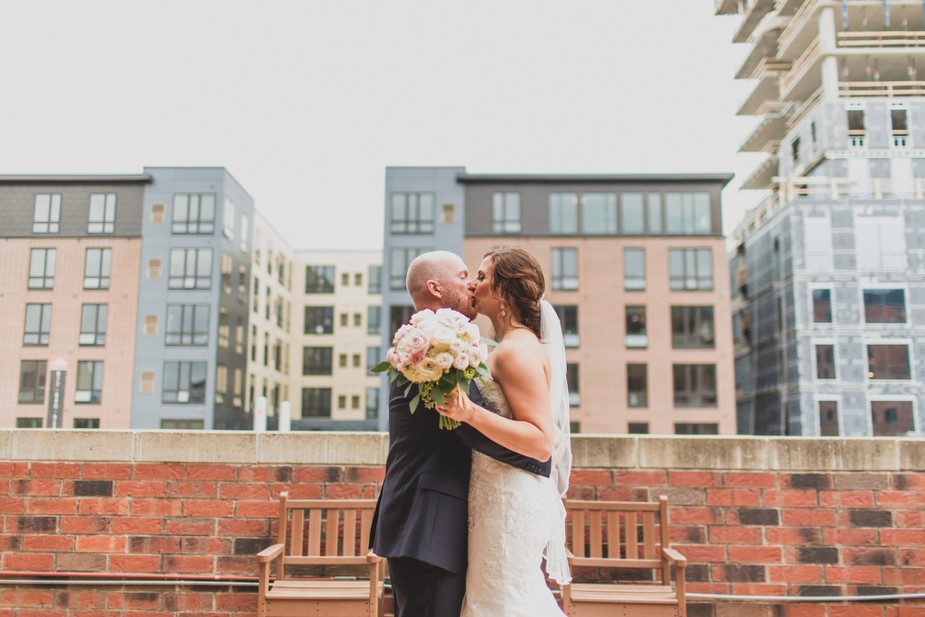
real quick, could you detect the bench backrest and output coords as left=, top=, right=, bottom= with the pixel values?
left=565, top=496, right=670, bottom=580
left=275, top=493, right=378, bottom=580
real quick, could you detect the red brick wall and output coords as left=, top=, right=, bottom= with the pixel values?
left=2, top=460, right=925, bottom=616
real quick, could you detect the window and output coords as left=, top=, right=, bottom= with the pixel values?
left=223, top=199, right=236, bottom=240
left=628, top=422, right=649, bottom=434
left=553, top=305, right=579, bottom=348
left=305, top=265, right=335, bottom=293
left=366, top=387, right=379, bottom=420
left=624, top=248, right=645, bottom=291
left=339, top=353, right=348, bottom=368
left=215, top=364, right=228, bottom=405
left=172, top=194, right=216, bottom=234
left=147, top=259, right=162, bottom=280
left=390, top=248, right=427, bottom=290
left=581, top=193, right=617, bottom=234
left=338, top=394, right=347, bottom=409
left=647, top=194, right=662, bottom=234
left=303, top=347, right=333, bottom=375
left=305, top=306, right=334, bottom=335
left=848, top=107, right=865, bottom=148
left=390, top=192, right=435, bottom=233
left=815, top=344, right=836, bottom=379
left=340, top=313, right=349, bottom=328
left=668, top=248, right=713, bottom=291
left=492, top=192, right=521, bottom=233
left=221, top=252, right=233, bottom=295
left=75, top=361, right=103, bottom=404
left=144, top=315, right=158, bottom=336
left=867, top=344, right=911, bottom=380
left=16, top=418, right=43, bottom=428
left=665, top=193, right=711, bottom=235
left=871, top=401, right=914, bottom=436
left=352, top=353, right=361, bottom=368
left=390, top=305, right=415, bottom=335
left=551, top=248, right=578, bottom=291
left=238, top=264, right=247, bottom=300
left=168, top=248, right=212, bottom=289
left=218, top=309, right=230, bottom=348
left=302, top=388, right=332, bottom=418
left=162, top=361, right=207, bottom=404
left=79, top=304, right=107, bottom=346
left=791, top=137, right=801, bottom=165
left=441, top=204, right=456, bottom=224
left=671, top=306, right=715, bottom=348
left=675, top=423, right=719, bottom=435
left=804, top=215, right=833, bottom=271
left=165, top=304, right=210, bottom=345
left=83, top=248, right=112, bottom=289
left=33, top=194, right=61, bottom=233
left=567, top=363, right=580, bottom=407
left=367, top=346, right=381, bottom=371
left=160, top=419, right=204, bottom=430
left=240, top=214, right=249, bottom=252
left=368, top=265, right=382, bottom=294
left=74, top=418, right=100, bottom=429
left=140, top=371, right=156, bottom=393
left=625, top=306, right=647, bottom=348
left=23, top=304, right=52, bottom=346
left=151, top=204, right=165, bottom=224
left=819, top=400, right=839, bottom=436
left=810, top=120, right=818, bottom=151
left=856, top=217, right=907, bottom=271
left=549, top=193, right=578, bottom=234
left=88, top=194, right=116, bottom=233
left=354, top=272, right=362, bottom=287
left=673, top=364, right=717, bottom=407
left=863, top=289, right=906, bottom=323
left=367, top=306, right=381, bottom=335
left=620, top=193, right=644, bottom=235
left=18, top=360, right=46, bottom=404
left=28, top=248, right=56, bottom=289
left=627, top=364, right=647, bottom=408
left=812, top=289, right=832, bottom=323
left=891, top=105, right=909, bottom=147
left=341, top=272, right=350, bottom=287
left=353, top=313, right=362, bottom=328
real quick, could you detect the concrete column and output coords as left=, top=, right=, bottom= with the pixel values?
left=819, top=7, right=839, bottom=101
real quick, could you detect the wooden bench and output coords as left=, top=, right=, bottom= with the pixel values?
left=561, top=496, right=687, bottom=617
left=256, top=493, right=384, bottom=617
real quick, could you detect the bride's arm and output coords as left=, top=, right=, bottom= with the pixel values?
left=439, top=343, right=555, bottom=461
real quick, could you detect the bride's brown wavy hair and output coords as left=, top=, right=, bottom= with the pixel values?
left=485, top=247, right=545, bottom=338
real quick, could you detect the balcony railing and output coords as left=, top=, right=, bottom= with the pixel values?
left=778, top=0, right=818, bottom=55
left=840, top=81, right=925, bottom=97
left=837, top=30, right=925, bottom=48
left=780, top=37, right=820, bottom=94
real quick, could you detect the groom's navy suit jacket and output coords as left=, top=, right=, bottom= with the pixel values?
left=371, top=381, right=551, bottom=574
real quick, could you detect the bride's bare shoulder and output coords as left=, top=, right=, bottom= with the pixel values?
left=493, top=332, right=545, bottom=370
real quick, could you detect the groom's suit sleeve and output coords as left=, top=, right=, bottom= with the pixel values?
left=454, top=385, right=552, bottom=477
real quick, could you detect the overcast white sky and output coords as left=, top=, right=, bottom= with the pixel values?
left=0, top=1, right=761, bottom=250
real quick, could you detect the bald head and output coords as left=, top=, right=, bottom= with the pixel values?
left=405, top=250, right=474, bottom=317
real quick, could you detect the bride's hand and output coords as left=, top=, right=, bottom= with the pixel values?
left=436, top=386, right=473, bottom=424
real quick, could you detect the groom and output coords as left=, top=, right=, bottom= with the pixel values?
left=370, top=250, right=551, bottom=617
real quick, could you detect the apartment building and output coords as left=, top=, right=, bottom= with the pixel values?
left=0, top=174, right=149, bottom=429
left=717, top=0, right=925, bottom=436
left=131, top=168, right=255, bottom=430
left=292, top=250, right=382, bottom=430
left=247, top=211, right=295, bottom=424
left=381, top=167, right=736, bottom=435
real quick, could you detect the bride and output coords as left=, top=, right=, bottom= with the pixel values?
left=437, top=247, right=572, bottom=617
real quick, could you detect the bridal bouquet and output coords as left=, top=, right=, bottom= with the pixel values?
left=372, top=308, right=490, bottom=429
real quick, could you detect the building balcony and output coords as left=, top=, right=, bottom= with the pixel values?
left=714, top=0, right=739, bottom=16
left=741, top=152, right=779, bottom=190
left=840, top=80, right=925, bottom=98
left=736, top=28, right=790, bottom=79
left=737, top=73, right=781, bottom=116
left=777, top=0, right=821, bottom=60
left=739, top=114, right=788, bottom=152
left=733, top=0, right=776, bottom=43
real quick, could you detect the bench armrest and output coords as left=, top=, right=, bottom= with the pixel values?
left=257, top=543, right=285, bottom=564
left=367, top=549, right=382, bottom=564
left=662, top=547, right=687, bottom=567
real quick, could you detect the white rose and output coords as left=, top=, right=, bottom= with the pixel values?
left=434, top=352, right=454, bottom=370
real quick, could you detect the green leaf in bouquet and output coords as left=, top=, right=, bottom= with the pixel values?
left=430, top=387, right=445, bottom=407
left=439, top=372, right=456, bottom=389
left=474, top=364, right=491, bottom=379
left=389, top=370, right=400, bottom=383
left=403, top=381, right=416, bottom=397
left=370, top=361, right=392, bottom=374
left=409, top=394, right=420, bottom=414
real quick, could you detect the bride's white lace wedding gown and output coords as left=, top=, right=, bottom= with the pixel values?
left=460, top=377, right=566, bottom=617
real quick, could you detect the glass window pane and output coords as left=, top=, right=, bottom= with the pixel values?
left=620, top=193, right=644, bottom=235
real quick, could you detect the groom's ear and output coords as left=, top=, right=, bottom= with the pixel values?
left=425, top=279, right=442, bottom=300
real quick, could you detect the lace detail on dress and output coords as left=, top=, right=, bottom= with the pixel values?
left=461, top=377, right=565, bottom=617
